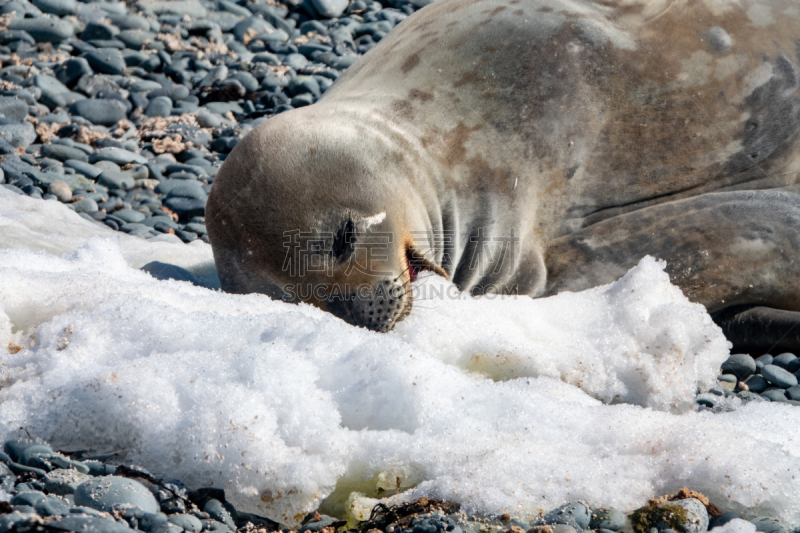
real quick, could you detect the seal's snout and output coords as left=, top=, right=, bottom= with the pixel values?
left=326, top=279, right=410, bottom=333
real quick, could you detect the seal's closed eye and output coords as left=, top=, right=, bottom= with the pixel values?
left=332, top=219, right=355, bottom=262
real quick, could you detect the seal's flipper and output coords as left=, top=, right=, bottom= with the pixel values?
left=713, top=306, right=800, bottom=355
left=545, top=187, right=800, bottom=312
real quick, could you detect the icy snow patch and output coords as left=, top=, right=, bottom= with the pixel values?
left=1, top=188, right=799, bottom=526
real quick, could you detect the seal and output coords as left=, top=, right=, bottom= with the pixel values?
left=207, top=0, right=800, bottom=346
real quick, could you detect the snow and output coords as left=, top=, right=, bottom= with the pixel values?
left=1, top=188, right=799, bottom=526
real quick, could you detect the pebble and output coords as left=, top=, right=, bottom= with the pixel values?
left=73, top=476, right=159, bottom=514
left=32, top=0, right=77, bottom=16
left=590, top=509, right=626, bottom=531
left=47, top=180, right=73, bottom=202
left=71, top=98, right=127, bottom=126
left=750, top=517, right=787, bottom=533
left=83, top=48, right=127, bottom=75
left=663, top=499, right=708, bottom=533
left=97, top=169, right=135, bottom=190
left=771, top=352, right=797, bottom=369
left=0, top=98, right=28, bottom=122
left=760, top=364, right=798, bottom=388
left=8, top=17, right=74, bottom=42
left=71, top=197, right=99, bottom=213
left=720, top=353, right=756, bottom=379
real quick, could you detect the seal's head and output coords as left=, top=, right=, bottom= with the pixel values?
left=206, top=107, right=447, bottom=332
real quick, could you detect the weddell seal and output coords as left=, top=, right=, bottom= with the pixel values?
left=207, top=0, right=800, bottom=345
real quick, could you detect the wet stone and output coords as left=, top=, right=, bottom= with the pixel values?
left=744, top=374, right=769, bottom=393
left=47, top=180, right=73, bottom=202
left=761, top=365, right=798, bottom=388
left=8, top=17, right=74, bottom=43
left=71, top=98, right=127, bottom=126
left=720, top=354, right=756, bottom=379
left=73, top=476, right=159, bottom=514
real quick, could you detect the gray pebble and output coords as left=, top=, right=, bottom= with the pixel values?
left=71, top=98, right=127, bottom=126
left=771, top=353, right=797, bottom=369
left=535, top=502, right=591, bottom=530
left=744, top=374, right=769, bottom=393
left=32, top=0, right=77, bottom=16
left=40, top=143, right=89, bottom=163
left=8, top=17, right=74, bottom=43
left=74, top=476, right=159, bottom=514
left=97, top=169, right=135, bottom=190
left=44, top=468, right=92, bottom=495
left=0, top=97, right=27, bottom=122
left=71, top=197, right=99, bottom=213
left=114, top=209, right=147, bottom=223
left=761, top=364, right=798, bottom=388
left=83, top=48, right=127, bottom=75
left=664, top=499, right=708, bottom=533
left=47, top=180, right=73, bottom=202
left=169, top=514, right=202, bottom=532
left=90, top=147, right=147, bottom=165
left=750, top=517, right=787, bottom=533
left=145, top=95, right=172, bottom=117
left=761, top=389, right=788, bottom=402
left=720, top=353, right=756, bottom=379
left=590, top=509, right=626, bottom=531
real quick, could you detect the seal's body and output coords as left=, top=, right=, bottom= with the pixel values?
left=208, top=0, right=800, bottom=341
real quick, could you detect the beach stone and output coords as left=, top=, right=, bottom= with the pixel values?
left=117, top=29, right=154, bottom=50
left=90, top=147, right=147, bottom=165
left=114, top=209, right=147, bottom=223
left=750, top=517, right=787, bottom=533
left=664, top=499, right=708, bottom=533
left=71, top=99, right=127, bottom=126
left=137, top=0, right=208, bottom=17
left=310, top=0, right=348, bottom=17
left=0, top=97, right=28, bottom=121
left=8, top=17, right=74, bottom=43
left=761, top=365, right=798, bottom=388
left=536, top=502, right=591, bottom=530
left=35, top=495, right=71, bottom=517
left=169, top=514, right=202, bottom=532
left=771, top=353, right=797, bottom=369
left=64, top=160, right=102, bottom=179
left=44, top=468, right=91, bottom=495
left=49, top=515, right=134, bottom=532
left=32, top=0, right=77, bottom=15
left=166, top=182, right=207, bottom=200
left=720, top=354, right=756, bottom=379
left=0, top=121, right=37, bottom=148
left=785, top=384, right=800, bottom=400
left=81, top=21, right=120, bottom=41
left=744, top=374, right=769, bottom=393
left=163, top=197, right=205, bottom=219
left=755, top=354, right=773, bottom=367
left=54, top=57, right=93, bottom=87
left=590, top=509, right=626, bottom=531
left=97, top=169, right=134, bottom=190
left=74, top=476, right=159, bottom=514
left=40, top=143, right=89, bottom=163
left=83, top=48, right=126, bottom=75
left=10, top=491, right=47, bottom=507
left=145, top=95, right=172, bottom=117
left=203, top=499, right=236, bottom=530
left=47, top=181, right=73, bottom=202
left=71, top=198, right=99, bottom=213
left=761, top=389, right=788, bottom=402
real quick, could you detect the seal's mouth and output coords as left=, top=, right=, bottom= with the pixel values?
left=406, top=253, right=419, bottom=282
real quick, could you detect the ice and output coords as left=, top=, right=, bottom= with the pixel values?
left=2, top=188, right=800, bottom=526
